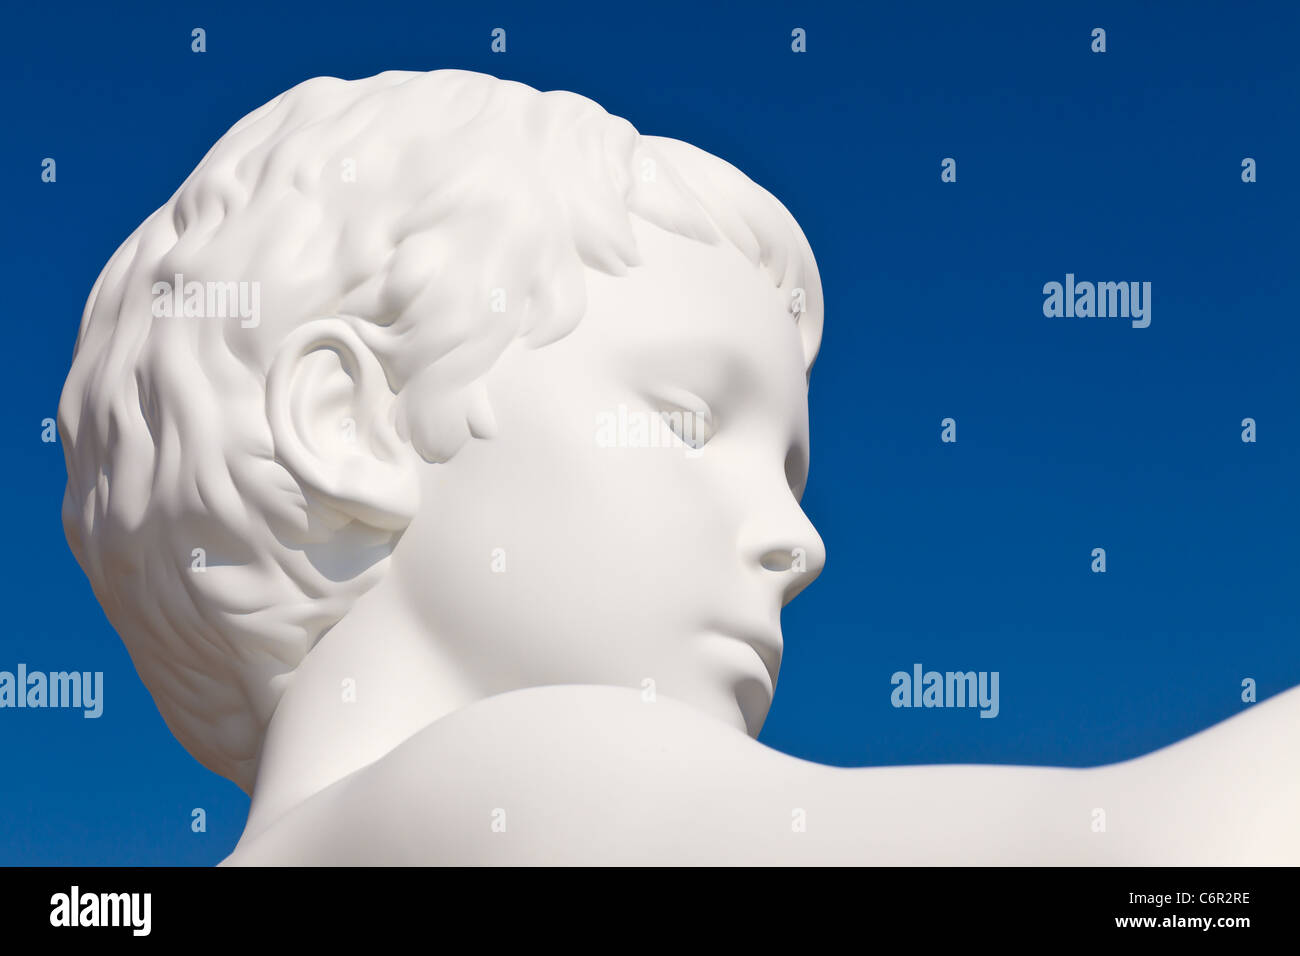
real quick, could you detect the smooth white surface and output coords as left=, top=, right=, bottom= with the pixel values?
left=227, top=682, right=1300, bottom=865
left=56, top=70, right=1298, bottom=865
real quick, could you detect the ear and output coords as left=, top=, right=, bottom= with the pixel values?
left=266, top=317, right=418, bottom=532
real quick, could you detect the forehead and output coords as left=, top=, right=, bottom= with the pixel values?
left=581, top=221, right=808, bottom=402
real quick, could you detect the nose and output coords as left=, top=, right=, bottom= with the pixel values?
left=740, top=501, right=827, bottom=606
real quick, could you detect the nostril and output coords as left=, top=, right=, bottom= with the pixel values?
left=760, top=549, right=795, bottom=572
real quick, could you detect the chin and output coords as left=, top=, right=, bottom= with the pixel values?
left=733, top=677, right=774, bottom=737
left=691, top=632, right=776, bottom=735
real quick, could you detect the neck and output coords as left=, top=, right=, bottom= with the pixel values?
left=239, top=580, right=475, bottom=841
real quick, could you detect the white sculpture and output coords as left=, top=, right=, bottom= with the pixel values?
left=58, top=70, right=1298, bottom=865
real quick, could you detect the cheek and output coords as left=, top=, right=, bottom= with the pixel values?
left=410, top=401, right=733, bottom=628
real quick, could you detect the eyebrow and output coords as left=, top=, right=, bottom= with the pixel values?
left=625, top=337, right=809, bottom=442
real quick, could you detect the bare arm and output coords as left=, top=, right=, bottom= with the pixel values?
left=224, top=684, right=1300, bottom=865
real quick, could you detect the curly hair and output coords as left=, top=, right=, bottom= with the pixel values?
left=58, top=69, right=823, bottom=792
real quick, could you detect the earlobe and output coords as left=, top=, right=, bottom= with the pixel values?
left=266, top=318, right=418, bottom=532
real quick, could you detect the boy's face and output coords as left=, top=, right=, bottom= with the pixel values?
left=394, top=220, right=825, bottom=735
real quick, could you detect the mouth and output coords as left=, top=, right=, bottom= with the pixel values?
left=710, top=627, right=782, bottom=691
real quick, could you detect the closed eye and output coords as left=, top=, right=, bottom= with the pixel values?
left=654, top=392, right=714, bottom=450
left=659, top=405, right=713, bottom=449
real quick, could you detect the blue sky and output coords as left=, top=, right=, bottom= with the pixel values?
left=1, top=0, right=1296, bottom=864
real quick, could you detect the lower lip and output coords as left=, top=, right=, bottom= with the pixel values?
left=703, top=633, right=779, bottom=691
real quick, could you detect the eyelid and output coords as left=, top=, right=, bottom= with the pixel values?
left=651, top=387, right=715, bottom=449
left=651, top=386, right=712, bottom=423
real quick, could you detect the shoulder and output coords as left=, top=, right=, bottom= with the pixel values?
left=223, top=685, right=791, bottom=865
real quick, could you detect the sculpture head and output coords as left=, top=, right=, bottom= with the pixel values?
left=59, top=69, right=825, bottom=793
